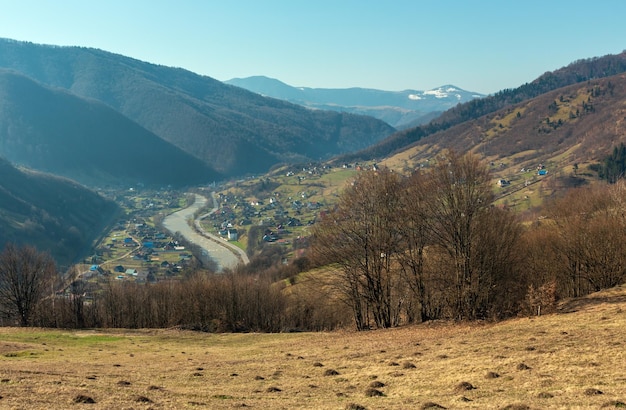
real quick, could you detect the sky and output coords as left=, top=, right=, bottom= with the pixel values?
left=1, top=1, right=625, bottom=95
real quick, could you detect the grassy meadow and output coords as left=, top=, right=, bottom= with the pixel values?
left=1, top=285, right=626, bottom=409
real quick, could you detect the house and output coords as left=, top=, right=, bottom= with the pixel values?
left=125, top=269, right=138, bottom=276
left=538, top=169, right=548, bottom=176
left=227, top=228, right=238, bottom=241
left=497, top=179, right=510, bottom=187
left=263, top=230, right=278, bottom=242
left=287, top=218, right=302, bottom=227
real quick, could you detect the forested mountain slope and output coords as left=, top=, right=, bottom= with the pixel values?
left=0, top=70, right=221, bottom=187
left=381, top=72, right=626, bottom=191
left=0, top=158, right=119, bottom=267
left=0, top=38, right=395, bottom=176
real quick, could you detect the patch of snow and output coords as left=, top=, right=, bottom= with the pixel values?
left=445, top=87, right=458, bottom=92
left=408, top=94, right=422, bottom=100
left=424, top=89, right=448, bottom=98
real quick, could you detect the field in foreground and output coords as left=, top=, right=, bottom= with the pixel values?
left=1, top=286, right=626, bottom=409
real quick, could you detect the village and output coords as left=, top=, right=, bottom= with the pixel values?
left=62, top=162, right=345, bottom=296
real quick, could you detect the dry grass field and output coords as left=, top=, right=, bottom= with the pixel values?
left=1, top=285, right=626, bottom=409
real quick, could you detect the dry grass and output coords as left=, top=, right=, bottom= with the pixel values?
left=2, top=285, right=626, bottom=409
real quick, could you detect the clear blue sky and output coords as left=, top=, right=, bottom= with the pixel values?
left=1, top=0, right=625, bottom=94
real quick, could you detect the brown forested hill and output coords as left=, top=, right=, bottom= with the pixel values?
left=341, top=51, right=626, bottom=164
left=392, top=73, right=626, bottom=171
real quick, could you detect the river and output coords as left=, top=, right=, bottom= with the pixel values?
left=162, top=193, right=248, bottom=272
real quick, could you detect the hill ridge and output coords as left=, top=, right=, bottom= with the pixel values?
left=0, top=157, right=119, bottom=266
left=225, top=75, right=484, bottom=129
left=0, top=69, right=220, bottom=187
left=0, top=38, right=395, bottom=177
left=341, top=51, right=626, bottom=163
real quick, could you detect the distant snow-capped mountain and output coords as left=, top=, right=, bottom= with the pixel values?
left=225, top=76, right=485, bottom=129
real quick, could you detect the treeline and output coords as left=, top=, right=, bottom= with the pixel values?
left=0, top=242, right=347, bottom=330
left=312, top=152, right=626, bottom=329
left=593, top=143, right=626, bottom=183
left=37, top=273, right=288, bottom=331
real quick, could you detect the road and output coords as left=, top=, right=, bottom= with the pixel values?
left=162, top=193, right=249, bottom=272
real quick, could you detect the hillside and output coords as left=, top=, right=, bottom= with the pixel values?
left=343, top=51, right=626, bottom=163
left=0, top=70, right=221, bottom=187
left=0, top=158, right=119, bottom=267
left=1, top=284, right=625, bottom=408
left=0, top=38, right=395, bottom=177
left=225, top=75, right=484, bottom=129
left=380, top=72, right=626, bottom=208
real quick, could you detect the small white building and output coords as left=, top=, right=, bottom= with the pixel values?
left=227, top=228, right=238, bottom=241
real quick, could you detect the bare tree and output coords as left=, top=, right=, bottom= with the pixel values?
left=422, top=151, right=501, bottom=319
left=397, top=171, right=432, bottom=322
left=549, top=182, right=626, bottom=297
left=0, top=243, right=57, bottom=326
left=312, top=168, right=404, bottom=329
left=471, top=206, right=524, bottom=317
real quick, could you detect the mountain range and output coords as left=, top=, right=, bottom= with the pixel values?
left=0, top=38, right=395, bottom=180
left=2, top=36, right=626, bottom=266
left=225, top=76, right=484, bottom=129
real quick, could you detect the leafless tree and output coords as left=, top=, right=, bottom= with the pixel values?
left=397, top=171, right=432, bottom=322
left=416, top=152, right=493, bottom=319
left=312, top=168, right=405, bottom=329
left=0, top=243, right=57, bottom=326
left=421, top=151, right=511, bottom=320
left=548, top=182, right=626, bottom=297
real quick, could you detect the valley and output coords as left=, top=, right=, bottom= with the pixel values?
left=75, top=163, right=364, bottom=282
left=1, top=40, right=626, bottom=333
left=1, top=0, right=626, bottom=405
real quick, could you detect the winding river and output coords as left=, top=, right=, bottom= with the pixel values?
left=162, top=193, right=248, bottom=272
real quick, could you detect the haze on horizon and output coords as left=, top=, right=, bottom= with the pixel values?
left=0, top=0, right=625, bottom=94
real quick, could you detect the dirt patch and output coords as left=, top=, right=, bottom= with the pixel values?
left=454, top=381, right=476, bottom=393
left=369, top=380, right=385, bottom=388
left=73, top=395, right=96, bottom=404
left=0, top=343, right=35, bottom=355
left=364, top=388, right=384, bottom=397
